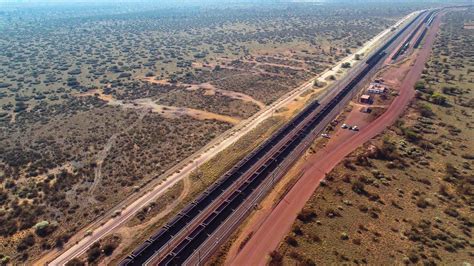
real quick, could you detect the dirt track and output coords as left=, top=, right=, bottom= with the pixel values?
left=142, top=78, right=266, bottom=109
left=228, top=12, right=443, bottom=266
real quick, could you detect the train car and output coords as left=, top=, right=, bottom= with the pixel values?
left=118, top=255, right=134, bottom=266
left=131, top=241, right=152, bottom=258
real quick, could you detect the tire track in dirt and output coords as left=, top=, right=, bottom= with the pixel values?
left=89, top=110, right=148, bottom=195
left=142, top=78, right=266, bottom=110
left=77, top=89, right=241, bottom=125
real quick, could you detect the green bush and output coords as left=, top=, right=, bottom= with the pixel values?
left=418, top=103, right=435, bottom=118
left=402, top=128, right=422, bottom=143
left=414, top=81, right=425, bottom=91
left=87, top=243, right=101, bottom=263
left=431, top=93, right=447, bottom=105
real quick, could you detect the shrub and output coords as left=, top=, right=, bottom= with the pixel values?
left=343, top=159, right=356, bottom=170
left=285, top=236, right=298, bottom=247
left=269, top=251, right=283, bottom=266
left=416, top=198, right=429, bottom=209
left=297, top=209, right=317, bottom=223
left=444, top=208, right=459, bottom=217
left=87, top=243, right=101, bottom=263
left=441, top=86, right=457, bottom=95
left=414, top=81, right=425, bottom=91
left=358, top=204, right=368, bottom=213
left=35, top=220, right=56, bottom=237
left=292, top=225, right=303, bottom=236
left=103, top=242, right=117, bottom=256
left=371, top=140, right=399, bottom=161
left=402, top=128, right=421, bottom=143
left=419, top=103, right=435, bottom=118
left=445, top=163, right=458, bottom=176
left=340, top=232, right=349, bottom=240
left=355, top=155, right=371, bottom=167
left=17, top=234, right=35, bottom=252
left=352, top=180, right=366, bottom=195
left=431, top=93, right=447, bottom=105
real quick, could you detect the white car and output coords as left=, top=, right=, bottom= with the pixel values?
left=351, top=126, right=359, bottom=131
left=341, top=123, right=349, bottom=129
left=321, top=133, right=330, bottom=138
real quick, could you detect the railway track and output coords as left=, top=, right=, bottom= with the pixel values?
left=120, top=10, right=431, bottom=266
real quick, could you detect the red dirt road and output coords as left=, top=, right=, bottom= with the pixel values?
left=229, top=13, right=443, bottom=266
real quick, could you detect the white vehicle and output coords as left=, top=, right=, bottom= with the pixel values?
left=341, top=123, right=349, bottom=129
left=351, top=126, right=359, bottom=131
left=321, top=133, right=330, bottom=139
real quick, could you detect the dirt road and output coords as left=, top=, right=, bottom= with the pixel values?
left=229, top=12, right=442, bottom=266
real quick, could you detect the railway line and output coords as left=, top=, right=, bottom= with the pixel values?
left=120, top=10, right=432, bottom=266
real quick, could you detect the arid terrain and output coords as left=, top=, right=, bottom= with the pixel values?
left=0, top=1, right=450, bottom=265
left=271, top=8, right=473, bottom=265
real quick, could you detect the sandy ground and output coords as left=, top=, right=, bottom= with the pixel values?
left=228, top=11, right=442, bottom=266
left=142, top=78, right=266, bottom=109
left=78, top=89, right=241, bottom=125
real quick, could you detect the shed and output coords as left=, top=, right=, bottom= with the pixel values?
left=360, top=94, right=372, bottom=104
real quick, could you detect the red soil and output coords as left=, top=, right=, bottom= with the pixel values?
left=228, top=13, right=443, bottom=266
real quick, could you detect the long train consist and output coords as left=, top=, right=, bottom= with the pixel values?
left=120, top=10, right=430, bottom=266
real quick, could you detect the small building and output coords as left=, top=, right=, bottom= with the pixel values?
left=360, top=94, right=372, bottom=104
left=368, top=87, right=386, bottom=94
left=367, top=82, right=388, bottom=94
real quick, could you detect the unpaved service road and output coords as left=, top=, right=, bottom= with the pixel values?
left=229, top=11, right=443, bottom=266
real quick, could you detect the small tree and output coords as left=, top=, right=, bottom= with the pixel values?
left=87, top=243, right=101, bottom=263
left=352, top=180, right=366, bottom=195
left=418, top=103, right=434, bottom=118
left=414, top=81, right=425, bottom=91
left=431, top=93, right=447, bottom=105
left=34, top=221, right=54, bottom=237
left=269, top=251, right=283, bottom=265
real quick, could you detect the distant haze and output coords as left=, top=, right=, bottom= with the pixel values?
left=0, top=0, right=467, bottom=3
